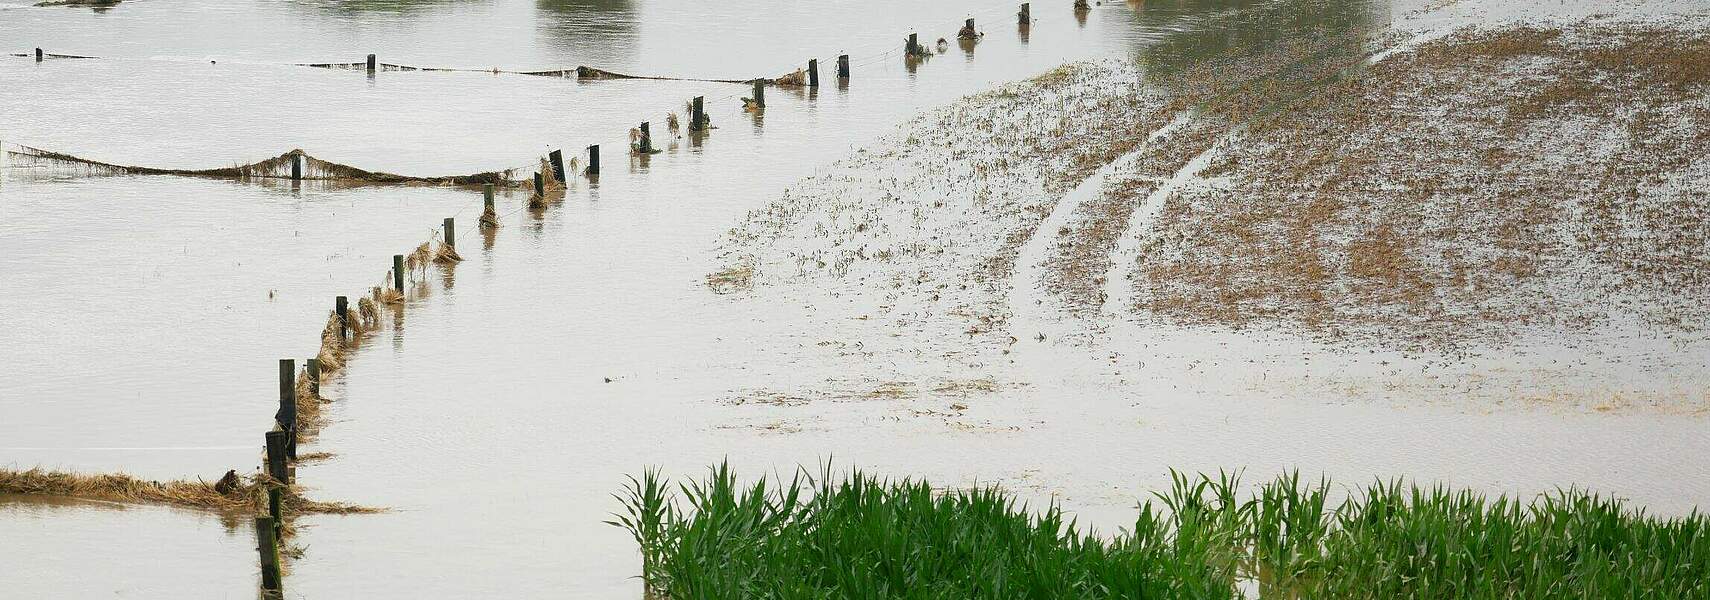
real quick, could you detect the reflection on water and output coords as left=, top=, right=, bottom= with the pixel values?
left=1129, top=0, right=1387, bottom=76
left=0, top=494, right=255, bottom=597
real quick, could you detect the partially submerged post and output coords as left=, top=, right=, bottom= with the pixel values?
left=443, top=218, right=455, bottom=249
left=256, top=516, right=282, bottom=593
left=335, top=295, right=349, bottom=337
left=35, top=48, right=43, bottom=62
left=533, top=171, right=545, bottom=197
left=751, top=79, right=765, bottom=108
left=480, top=184, right=498, bottom=228
left=264, top=430, right=290, bottom=484
left=639, top=122, right=653, bottom=153
left=586, top=145, right=600, bottom=176
left=366, top=53, right=377, bottom=73
left=1020, top=3, right=1031, bottom=24
left=305, top=358, right=320, bottom=396
left=808, top=59, right=820, bottom=88
left=907, top=33, right=920, bottom=55
left=392, top=254, right=405, bottom=293
left=837, top=54, right=850, bottom=79
left=290, top=153, right=302, bottom=181
left=277, top=359, right=297, bottom=458
left=690, top=96, right=706, bottom=131
left=548, top=149, right=566, bottom=182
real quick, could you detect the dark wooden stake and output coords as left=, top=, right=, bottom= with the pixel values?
left=533, top=171, right=545, bottom=197
left=639, top=122, right=652, bottom=153
left=548, top=149, right=565, bottom=182
left=483, top=183, right=495, bottom=207
left=443, top=218, right=455, bottom=249
left=751, top=79, right=765, bottom=108
left=256, top=516, right=282, bottom=592
left=837, top=54, right=850, bottom=78
left=393, top=254, right=405, bottom=292
left=35, top=48, right=43, bottom=62
left=267, top=486, right=283, bottom=529
left=305, top=358, right=320, bottom=396
left=908, top=33, right=920, bottom=55
left=264, top=430, right=290, bottom=484
left=586, top=144, right=600, bottom=175
left=366, top=53, right=376, bottom=73
left=277, top=359, right=297, bottom=458
left=1020, top=2, right=1031, bottom=24
left=335, top=295, right=349, bottom=338
left=691, top=96, right=706, bottom=131
left=808, top=59, right=820, bottom=87
left=290, top=154, right=302, bottom=181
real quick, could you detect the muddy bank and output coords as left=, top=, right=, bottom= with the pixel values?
left=712, top=5, right=1710, bottom=414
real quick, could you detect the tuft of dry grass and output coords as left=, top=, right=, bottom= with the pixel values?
left=0, top=468, right=380, bottom=515
left=707, top=260, right=756, bottom=294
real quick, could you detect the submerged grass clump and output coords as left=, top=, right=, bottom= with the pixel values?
left=615, top=465, right=1709, bottom=599
left=0, top=468, right=379, bottom=515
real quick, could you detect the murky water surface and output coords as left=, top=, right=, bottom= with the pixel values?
left=3, top=0, right=1705, bottom=598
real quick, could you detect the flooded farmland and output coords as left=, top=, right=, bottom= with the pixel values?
left=3, top=0, right=1708, bottom=597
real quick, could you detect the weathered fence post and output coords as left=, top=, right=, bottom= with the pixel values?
left=277, top=359, right=297, bottom=459
left=264, top=430, right=290, bottom=484
left=290, top=153, right=302, bottom=181
left=256, top=516, right=282, bottom=592
left=548, top=149, right=565, bottom=182
left=35, top=48, right=43, bottom=62
left=691, top=96, right=706, bottom=131
left=335, top=295, right=349, bottom=338
left=393, top=254, right=405, bottom=292
left=838, top=54, right=850, bottom=79
left=751, top=79, right=765, bottom=108
left=586, top=144, right=600, bottom=176
left=267, top=486, right=283, bottom=529
left=1020, top=3, right=1031, bottom=24
left=443, top=218, right=455, bottom=249
left=305, top=358, right=320, bottom=396
left=533, top=171, right=545, bottom=197
left=907, top=33, right=920, bottom=55
left=808, top=59, right=820, bottom=87
left=639, top=122, right=653, bottom=153
left=366, top=53, right=376, bottom=73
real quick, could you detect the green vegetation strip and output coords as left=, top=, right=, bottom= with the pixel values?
left=613, top=464, right=1707, bottom=598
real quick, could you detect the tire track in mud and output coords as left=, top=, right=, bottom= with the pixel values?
left=1003, top=114, right=1195, bottom=385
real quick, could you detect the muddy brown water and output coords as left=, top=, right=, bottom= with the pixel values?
left=5, top=0, right=1706, bottom=598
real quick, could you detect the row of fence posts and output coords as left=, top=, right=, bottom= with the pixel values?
left=244, top=5, right=1055, bottom=591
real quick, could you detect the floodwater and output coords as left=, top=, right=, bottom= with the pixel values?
left=3, top=0, right=1706, bottom=598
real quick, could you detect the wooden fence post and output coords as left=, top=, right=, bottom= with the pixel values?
left=277, top=359, right=296, bottom=458
left=907, top=33, right=920, bottom=55
left=587, top=144, right=600, bottom=176
left=1020, top=3, right=1031, bottom=24
left=533, top=171, right=545, bottom=197
left=691, top=96, right=706, bottom=131
left=305, top=358, right=320, bottom=396
left=837, top=54, right=850, bottom=79
left=443, top=218, right=455, bottom=249
left=335, top=295, right=348, bottom=338
left=290, top=153, right=302, bottom=181
left=256, top=515, right=282, bottom=592
left=35, top=48, right=44, bottom=62
left=639, top=122, right=652, bottom=153
left=393, top=254, right=405, bottom=292
left=751, top=79, right=765, bottom=108
left=366, top=53, right=376, bottom=73
left=548, top=149, right=565, bottom=182
left=264, top=430, right=290, bottom=484
left=808, top=59, right=819, bottom=87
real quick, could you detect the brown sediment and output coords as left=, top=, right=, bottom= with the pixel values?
left=0, top=468, right=379, bottom=515
left=1121, top=21, right=1710, bottom=347
left=2, top=145, right=520, bottom=186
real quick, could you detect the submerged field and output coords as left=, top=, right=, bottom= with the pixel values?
left=617, top=464, right=1710, bottom=599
